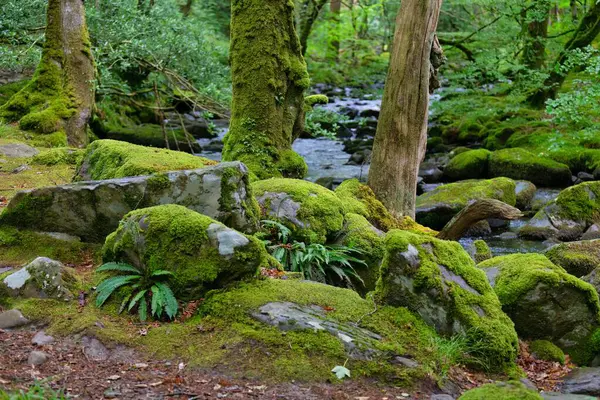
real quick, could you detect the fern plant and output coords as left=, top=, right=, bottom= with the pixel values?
left=260, top=220, right=366, bottom=288
left=95, top=262, right=178, bottom=321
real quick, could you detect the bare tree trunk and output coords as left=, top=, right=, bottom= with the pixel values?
left=0, top=0, right=94, bottom=148
left=328, top=0, right=342, bottom=61
left=298, top=0, right=328, bottom=56
left=367, top=0, right=443, bottom=218
left=528, top=0, right=600, bottom=107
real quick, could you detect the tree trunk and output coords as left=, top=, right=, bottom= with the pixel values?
left=223, top=0, right=310, bottom=180
left=328, top=0, right=342, bottom=61
left=528, top=1, right=600, bottom=107
left=521, top=1, right=550, bottom=70
left=180, top=0, right=193, bottom=17
left=367, top=0, right=443, bottom=218
left=0, top=0, right=94, bottom=148
left=298, top=0, right=328, bottom=56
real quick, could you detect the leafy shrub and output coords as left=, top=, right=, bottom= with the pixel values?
left=259, top=220, right=366, bottom=288
left=95, top=262, right=178, bottom=321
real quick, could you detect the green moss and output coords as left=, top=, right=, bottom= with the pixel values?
left=529, top=340, right=565, bottom=364
left=275, top=149, right=308, bottom=179
left=376, top=230, right=519, bottom=371
left=102, top=205, right=267, bottom=299
left=488, top=148, right=572, bottom=187
left=0, top=80, right=29, bottom=107
left=252, top=178, right=345, bottom=243
left=304, top=94, right=329, bottom=109
left=474, top=240, right=492, bottom=264
left=545, top=240, right=600, bottom=278
left=0, top=226, right=100, bottom=267
left=554, top=181, right=600, bottom=223
left=416, top=178, right=516, bottom=229
left=74, top=139, right=217, bottom=181
left=459, top=381, right=542, bottom=400
left=31, top=147, right=84, bottom=166
left=445, top=149, right=491, bottom=181
left=222, top=0, right=309, bottom=180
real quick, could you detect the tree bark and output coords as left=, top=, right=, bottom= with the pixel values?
left=437, top=199, right=523, bottom=241
left=528, top=1, right=600, bottom=107
left=298, top=0, right=328, bottom=56
left=223, top=0, right=310, bottom=180
left=328, top=0, right=342, bottom=61
left=367, top=0, right=443, bottom=218
left=0, top=0, right=94, bottom=148
left=521, top=1, right=550, bottom=70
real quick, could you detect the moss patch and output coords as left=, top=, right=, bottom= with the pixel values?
left=545, top=240, right=600, bottom=278
left=74, top=139, right=217, bottom=181
left=459, top=381, right=542, bottom=400
left=445, top=149, right=491, bottom=181
left=529, top=340, right=565, bottom=364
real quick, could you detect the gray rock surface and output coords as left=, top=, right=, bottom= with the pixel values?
left=32, top=331, right=55, bottom=346
left=27, top=350, right=49, bottom=366
left=1, top=257, right=76, bottom=300
left=253, top=301, right=381, bottom=360
left=0, top=143, right=39, bottom=158
left=0, top=309, right=29, bottom=329
left=542, top=393, right=597, bottom=400
left=82, top=336, right=111, bottom=361
left=562, top=368, right=600, bottom=396
left=582, top=224, right=600, bottom=240
left=0, top=162, right=259, bottom=242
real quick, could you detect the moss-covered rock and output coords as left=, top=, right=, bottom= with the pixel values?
left=334, top=213, right=385, bottom=294
left=519, top=181, right=600, bottom=241
left=252, top=178, right=345, bottom=244
left=102, top=205, right=267, bottom=299
left=529, top=340, right=565, bottom=364
left=545, top=240, right=600, bottom=277
left=376, top=230, right=518, bottom=371
left=415, top=178, right=516, bottom=230
left=489, top=148, right=572, bottom=188
left=478, top=254, right=600, bottom=363
left=1, top=161, right=259, bottom=242
left=515, top=181, right=537, bottom=210
left=473, top=240, right=492, bottom=264
left=31, top=147, right=84, bottom=166
left=0, top=257, right=79, bottom=301
left=75, top=139, right=217, bottom=181
left=459, top=381, right=542, bottom=400
left=444, top=149, right=491, bottom=181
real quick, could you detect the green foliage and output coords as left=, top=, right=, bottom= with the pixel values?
left=0, top=383, right=68, bottom=400
left=95, top=262, right=178, bottom=321
left=304, top=107, right=349, bottom=139
left=259, top=220, right=366, bottom=288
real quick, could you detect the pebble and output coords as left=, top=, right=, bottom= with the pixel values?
left=27, top=350, right=49, bottom=366
left=32, top=330, right=55, bottom=346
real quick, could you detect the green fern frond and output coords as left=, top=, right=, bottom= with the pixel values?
left=128, top=289, right=148, bottom=311
left=95, top=275, right=140, bottom=306
left=155, top=282, right=178, bottom=319
left=138, top=299, right=148, bottom=321
left=96, top=262, right=141, bottom=274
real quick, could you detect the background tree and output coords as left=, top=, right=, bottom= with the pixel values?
left=0, top=0, right=95, bottom=147
left=222, top=0, right=311, bottom=180
left=367, top=0, right=443, bottom=218
left=521, top=0, right=551, bottom=70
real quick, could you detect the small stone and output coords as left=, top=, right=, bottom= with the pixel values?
left=11, top=165, right=30, bottom=174
left=0, top=309, right=29, bottom=329
left=394, top=356, right=419, bottom=368
left=82, top=336, right=110, bottom=361
left=107, top=375, right=121, bottom=381
left=32, top=331, right=55, bottom=346
left=103, top=388, right=121, bottom=398
left=430, top=395, right=455, bottom=400
left=134, top=362, right=148, bottom=369
left=27, top=351, right=49, bottom=366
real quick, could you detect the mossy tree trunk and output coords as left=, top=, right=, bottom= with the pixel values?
left=521, top=0, right=550, bottom=70
left=528, top=0, right=600, bottom=107
left=367, top=0, right=442, bottom=219
left=223, top=0, right=310, bottom=180
left=0, top=0, right=94, bottom=148
left=298, top=0, right=328, bottom=56
left=328, top=0, right=342, bottom=61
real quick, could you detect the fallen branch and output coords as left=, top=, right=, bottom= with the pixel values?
left=437, top=199, right=523, bottom=241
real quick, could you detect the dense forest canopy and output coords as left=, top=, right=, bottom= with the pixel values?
left=1, top=0, right=600, bottom=398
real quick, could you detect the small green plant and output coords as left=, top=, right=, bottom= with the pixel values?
left=95, top=262, right=178, bottom=321
left=0, top=383, right=68, bottom=400
left=430, top=334, right=469, bottom=381
left=259, top=220, right=366, bottom=288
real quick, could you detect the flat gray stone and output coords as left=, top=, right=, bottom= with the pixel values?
left=207, top=223, right=249, bottom=256
left=27, top=351, right=49, bottom=366
left=82, top=336, right=110, bottom=361
left=0, top=143, right=39, bottom=158
left=0, top=162, right=259, bottom=242
left=562, top=367, right=600, bottom=396
left=0, top=309, right=29, bottom=329
left=32, top=331, right=55, bottom=346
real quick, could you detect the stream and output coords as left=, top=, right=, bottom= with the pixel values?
left=196, top=90, right=560, bottom=257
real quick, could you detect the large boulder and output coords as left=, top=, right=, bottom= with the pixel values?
left=444, top=149, right=491, bottom=181
left=515, top=181, right=537, bottom=210
left=102, top=205, right=268, bottom=299
left=488, top=148, right=572, bottom=188
left=478, top=254, right=600, bottom=362
left=519, top=182, right=600, bottom=241
left=0, top=162, right=259, bottom=242
left=75, top=139, right=217, bottom=181
left=0, top=257, right=78, bottom=301
left=545, top=240, right=600, bottom=277
left=415, top=178, right=516, bottom=230
left=375, top=230, right=518, bottom=370
left=459, top=381, right=543, bottom=400
left=252, top=178, right=345, bottom=244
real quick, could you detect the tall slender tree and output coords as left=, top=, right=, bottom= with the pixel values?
left=367, top=0, right=443, bottom=218
left=521, top=0, right=551, bottom=70
left=0, top=0, right=95, bottom=148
